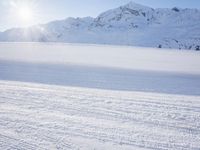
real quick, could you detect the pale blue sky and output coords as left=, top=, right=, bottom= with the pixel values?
left=0, top=0, right=200, bottom=31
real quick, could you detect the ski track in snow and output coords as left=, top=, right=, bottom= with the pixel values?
left=0, top=81, right=200, bottom=150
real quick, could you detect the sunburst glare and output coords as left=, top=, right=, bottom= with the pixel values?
left=8, top=0, right=39, bottom=26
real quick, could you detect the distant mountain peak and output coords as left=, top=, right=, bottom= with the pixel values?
left=95, top=1, right=154, bottom=24
left=123, top=1, right=152, bottom=10
left=0, top=2, right=200, bottom=50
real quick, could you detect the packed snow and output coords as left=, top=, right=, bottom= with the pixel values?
left=0, top=43, right=200, bottom=149
left=1, top=80, right=200, bottom=150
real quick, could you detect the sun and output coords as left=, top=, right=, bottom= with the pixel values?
left=18, top=6, right=33, bottom=21
left=8, top=0, right=39, bottom=27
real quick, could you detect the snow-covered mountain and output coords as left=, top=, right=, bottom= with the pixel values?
left=0, top=1, right=200, bottom=50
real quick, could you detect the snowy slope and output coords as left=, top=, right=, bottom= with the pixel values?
left=1, top=42, right=200, bottom=95
left=1, top=42, right=200, bottom=74
left=0, top=2, right=200, bottom=50
left=0, top=43, right=200, bottom=149
left=0, top=80, right=200, bottom=150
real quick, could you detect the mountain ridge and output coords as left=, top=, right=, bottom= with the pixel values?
left=0, top=1, right=200, bottom=50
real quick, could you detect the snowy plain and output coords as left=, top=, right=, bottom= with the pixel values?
left=0, top=43, right=200, bottom=149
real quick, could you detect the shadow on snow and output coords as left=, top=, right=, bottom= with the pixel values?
left=0, top=60, right=200, bottom=96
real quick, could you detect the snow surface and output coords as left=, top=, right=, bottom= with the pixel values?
left=0, top=42, right=200, bottom=74
left=1, top=80, right=200, bottom=150
left=0, top=2, right=200, bottom=50
left=0, top=43, right=200, bottom=149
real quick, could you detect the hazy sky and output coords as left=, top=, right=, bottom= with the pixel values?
left=0, top=0, right=200, bottom=31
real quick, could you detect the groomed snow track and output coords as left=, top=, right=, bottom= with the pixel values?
left=0, top=81, right=200, bottom=150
